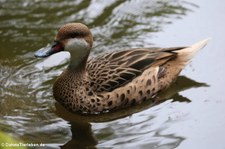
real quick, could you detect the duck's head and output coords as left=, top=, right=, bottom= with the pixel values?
left=35, top=23, right=93, bottom=69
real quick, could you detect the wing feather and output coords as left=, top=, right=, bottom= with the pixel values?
left=86, top=47, right=185, bottom=92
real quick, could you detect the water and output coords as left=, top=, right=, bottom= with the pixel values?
left=0, top=0, right=225, bottom=148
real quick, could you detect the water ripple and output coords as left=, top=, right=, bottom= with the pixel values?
left=0, top=0, right=201, bottom=148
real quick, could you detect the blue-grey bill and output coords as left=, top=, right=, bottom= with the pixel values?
left=34, top=46, right=52, bottom=57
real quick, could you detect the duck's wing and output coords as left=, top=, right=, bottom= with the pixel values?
left=86, top=47, right=185, bottom=92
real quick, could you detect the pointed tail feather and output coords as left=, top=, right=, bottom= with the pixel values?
left=176, top=38, right=210, bottom=62
left=157, top=38, right=210, bottom=91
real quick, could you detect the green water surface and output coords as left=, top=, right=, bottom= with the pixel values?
left=0, top=0, right=225, bottom=149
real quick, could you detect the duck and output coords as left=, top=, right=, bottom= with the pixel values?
left=35, top=23, right=209, bottom=114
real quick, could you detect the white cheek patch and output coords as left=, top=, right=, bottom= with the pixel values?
left=66, top=38, right=88, bottom=54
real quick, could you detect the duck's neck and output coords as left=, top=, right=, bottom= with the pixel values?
left=67, top=51, right=89, bottom=73
left=65, top=38, right=90, bottom=73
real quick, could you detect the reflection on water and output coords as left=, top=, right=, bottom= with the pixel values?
left=0, top=0, right=207, bottom=148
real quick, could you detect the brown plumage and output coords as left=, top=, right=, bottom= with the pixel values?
left=35, top=23, right=209, bottom=114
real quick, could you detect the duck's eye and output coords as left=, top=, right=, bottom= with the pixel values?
left=60, top=32, right=77, bottom=40
left=53, top=40, right=61, bottom=46
left=69, top=31, right=87, bottom=39
left=69, top=32, right=77, bottom=38
left=68, top=32, right=79, bottom=38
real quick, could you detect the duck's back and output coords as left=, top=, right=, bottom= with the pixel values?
left=86, top=47, right=180, bottom=92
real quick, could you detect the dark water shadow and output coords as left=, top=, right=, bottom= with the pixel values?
left=60, top=122, right=98, bottom=149
left=55, top=76, right=208, bottom=148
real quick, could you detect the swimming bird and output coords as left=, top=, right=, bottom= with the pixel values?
left=35, top=23, right=208, bottom=114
